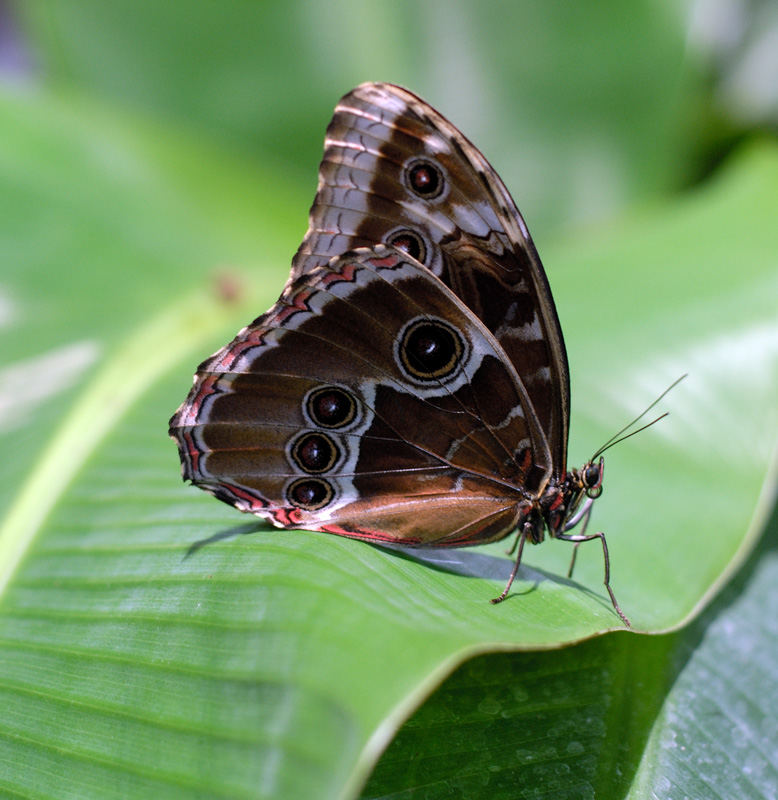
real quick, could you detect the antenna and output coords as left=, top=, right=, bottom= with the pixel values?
left=591, top=374, right=687, bottom=460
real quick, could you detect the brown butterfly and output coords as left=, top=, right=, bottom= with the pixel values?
left=169, top=82, right=630, bottom=626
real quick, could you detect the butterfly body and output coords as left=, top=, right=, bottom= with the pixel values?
left=170, top=83, right=629, bottom=625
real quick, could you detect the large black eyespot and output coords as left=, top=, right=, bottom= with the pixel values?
left=386, top=229, right=427, bottom=264
left=397, top=318, right=464, bottom=381
left=404, top=158, right=445, bottom=199
left=305, top=386, right=357, bottom=429
left=290, top=432, right=339, bottom=474
left=286, top=478, right=333, bottom=510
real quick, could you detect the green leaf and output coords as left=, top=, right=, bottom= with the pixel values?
left=362, top=503, right=778, bottom=799
left=630, top=504, right=778, bottom=798
left=0, top=82, right=776, bottom=800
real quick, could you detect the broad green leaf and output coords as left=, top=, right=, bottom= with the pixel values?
left=361, top=506, right=778, bottom=799
left=0, top=83, right=776, bottom=799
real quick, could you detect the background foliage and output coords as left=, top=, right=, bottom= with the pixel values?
left=1, top=2, right=776, bottom=798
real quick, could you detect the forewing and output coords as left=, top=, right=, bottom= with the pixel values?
left=291, top=82, right=570, bottom=472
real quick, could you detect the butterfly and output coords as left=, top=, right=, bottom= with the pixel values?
left=169, top=82, right=630, bottom=626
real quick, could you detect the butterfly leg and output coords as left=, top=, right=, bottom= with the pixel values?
left=563, top=498, right=593, bottom=579
left=556, top=529, right=631, bottom=627
left=566, top=543, right=581, bottom=579
left=490, top=522, right=531, bottom=604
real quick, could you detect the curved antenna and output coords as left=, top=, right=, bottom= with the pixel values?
left=591, top=374, right=687, bottom=460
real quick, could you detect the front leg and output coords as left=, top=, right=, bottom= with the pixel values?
left=562, top=497, right=592, bottom=579
left=490, top=521, right=531, bottom=604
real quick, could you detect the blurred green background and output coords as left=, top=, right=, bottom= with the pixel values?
left=1, top=2, right=777, bottom=799
left=10, top=0, right=776, bottom=234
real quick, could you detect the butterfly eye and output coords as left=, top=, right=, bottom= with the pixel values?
left=404, top=158, right=446, bottom=199
left=286, top=478, right=333, bottom=510
left=583, top=460, right=604, bottom=497
left=386, top=229, right=427, bottom=264
left=290, top=432, right=339, bottom=473
left=305, top=386, right=357, bottom=428
left=398, top=318, right=464, bottom=381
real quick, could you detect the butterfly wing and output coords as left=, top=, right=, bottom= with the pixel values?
left=170, top=247, right=550, bottom=546
left=291, top=82, right=570, bottom=475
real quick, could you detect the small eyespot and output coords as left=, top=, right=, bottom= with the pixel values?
left=286, top=477, right=333, bottom=510
left=386, top=229, right=427, bottom=264
left=397, top=318, right=464, bottom=381
left=404, top=158, right=445, bottom=199
left=305, top=386, right=357, bottom=428
left=290, top=432, right=339, bottom=474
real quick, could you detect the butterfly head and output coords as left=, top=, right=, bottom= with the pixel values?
left=538, top=456, right=604, bottom=541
